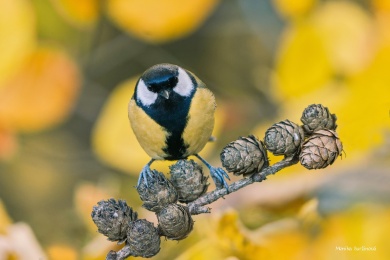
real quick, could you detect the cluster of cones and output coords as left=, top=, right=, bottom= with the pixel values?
left=92, top=160, right=209, bottom=258
left=220, top=104, right=343, bottom=176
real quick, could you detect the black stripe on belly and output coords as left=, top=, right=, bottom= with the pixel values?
left=164, top=130, right=188, bottom=160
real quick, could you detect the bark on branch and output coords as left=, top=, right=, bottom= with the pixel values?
left=188, top=155, right=299, bottom=215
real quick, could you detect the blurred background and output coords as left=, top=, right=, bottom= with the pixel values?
left=0, top=0, right=389, bottom=259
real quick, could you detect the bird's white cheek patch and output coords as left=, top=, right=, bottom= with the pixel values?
left=137, top=79, right=157, bottom=106
left=173, top=68, right=194, bottom=97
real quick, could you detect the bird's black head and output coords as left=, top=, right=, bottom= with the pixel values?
left=142, top=64, right=179, bottom=96
left=135, top=63, right=196, bottom=107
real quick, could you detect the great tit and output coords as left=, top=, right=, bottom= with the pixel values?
left=128, top=63, right=230, bottom=190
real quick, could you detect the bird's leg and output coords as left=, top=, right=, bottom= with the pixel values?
left=195, top=154, right=230, bottom=192
left=137, top=159, right=156, bottom=188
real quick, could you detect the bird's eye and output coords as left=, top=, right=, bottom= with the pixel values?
left=147, top=85, right=156, bottom=92
left=169, top=76, right=178, bottom=86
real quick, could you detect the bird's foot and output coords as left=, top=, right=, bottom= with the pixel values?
left=209, top=166, right=230, bottom=192
left=195, top=154, right=230, bottom=192
left=137, top=164, right=155, bottom=188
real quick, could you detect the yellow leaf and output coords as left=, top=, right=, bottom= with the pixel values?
left=213, top=210, right=307, bottom=259
left=0, top=0, right=36, bottom=87
left=298, top=198, right=322, bottom=232
left=50, top=0, right=99, bottom=28
left=107, top=0, right=220, bottom=43
left=0, top=47, right=81, bottom=133
left=47, top=245, right=78, bottom=260
left=260, top=220, right=308, bottom=259
left=92, top=76, right=224, bottom=176
left=176, top=240, right=225, bottom=260
left=273, top=0, right=317, bottom=18
left=0, top=199, right=12, bottom=234
left=375, top=11, right=390, bottom=47
left=178, top=203, right=390, bottom=260
left=338, top=46, right=390, bottom=154
left=275, top=22, right=333, bottom=100
left=177, top=211, right=265, bottom=259
left=372, top=0, right=390, bottom=13
left=216, top=211, right=265, bottom=258
left=311, top=204, right=390, bottom=259
left=312, top=1, right=375, bottom=74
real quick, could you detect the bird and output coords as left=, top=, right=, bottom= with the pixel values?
left=128, top=63, right=230, bottom=190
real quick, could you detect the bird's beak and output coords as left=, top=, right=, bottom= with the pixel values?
left=159, top=90, right=170, bottom=99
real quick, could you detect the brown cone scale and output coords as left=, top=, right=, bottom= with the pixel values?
left=299, top=129, right=343, bottom=169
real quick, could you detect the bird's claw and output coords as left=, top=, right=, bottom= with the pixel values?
left=209, top=166, right=230, bottom=192
left=137, top=165, right=154, bottom=188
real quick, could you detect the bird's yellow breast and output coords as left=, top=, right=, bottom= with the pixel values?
left=182, top=87, right=215, bottom=157
left=128, top=99, right=169, bottom=159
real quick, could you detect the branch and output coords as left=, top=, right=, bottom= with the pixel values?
left=105, top=155, right=299, bottom=260
left=188, top=155, right=299, bottom=215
